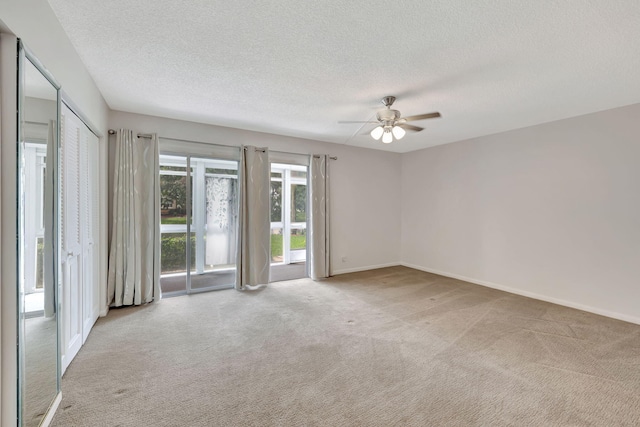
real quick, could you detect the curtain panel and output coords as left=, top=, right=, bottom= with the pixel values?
left=235, top=146, right=271, bottom=290
left=107, top=129, right=160, bottom=306
left=309, top=154, right=331, bottom=280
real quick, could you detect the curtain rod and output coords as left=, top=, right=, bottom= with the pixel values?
left=243, top=146, right=267, bottom=153
left=269, top=151, right=337, bottom=160
left=108, top=129, right=232, bottom=147
left=107, top=129, right=336, bottom=159
left=108, top=130, right=265, bottom=153
left=108, top=129, right=153, bottom=139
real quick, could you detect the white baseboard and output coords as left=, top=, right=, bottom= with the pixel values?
left=332, top=262, right=401, bottom=276
left=401, top=262, right=640, bottom=326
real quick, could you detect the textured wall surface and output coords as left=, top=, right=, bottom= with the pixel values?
left=402, top=103, right=640, bottom=323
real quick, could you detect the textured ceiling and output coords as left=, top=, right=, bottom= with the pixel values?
left=47, top=0, right=640, bottom=153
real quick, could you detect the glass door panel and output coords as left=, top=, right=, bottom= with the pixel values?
left=159, top=155, right=189, bottom=294
left=270, top=163, right=308, bottom=282
left=270, top=170, right=283, bottom=263
left=159, top=232, right=188, bottom=293
left=160, top=155, right=238, bottom=295
left=290, top=180, right=307, bottom=263
left=190, top=157, right=238, bottom=291
left=270, top=227, right=284, bottom=263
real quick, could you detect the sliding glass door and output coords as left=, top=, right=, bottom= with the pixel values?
left=191, top=157, right=238, bottom=290
left=160, top=154, right=238, bottom=295
left=270, top=163, right=308, bottom=281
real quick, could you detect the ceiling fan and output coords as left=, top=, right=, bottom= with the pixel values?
left=339, top=96, right=441, bottom=143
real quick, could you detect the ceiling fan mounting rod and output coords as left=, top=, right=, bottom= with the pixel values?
left=381, top=96, right=396, bottom=108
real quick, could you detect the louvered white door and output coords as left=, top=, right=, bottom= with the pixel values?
left=60, top=108, right=84, bottom=372
left=60, top=104, right=101, bottom=372
left=81, top=129, right=100, bottom=343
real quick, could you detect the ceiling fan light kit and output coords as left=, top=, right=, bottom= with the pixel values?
left=371, top=123, right=405, bottom=143
left=382, top=128, right=393, bottom=143
left=392, top=125, right=406, bottom=139
left=339, top=96, right=441, bottom=144
left=370, top=125, right=384, bottom=140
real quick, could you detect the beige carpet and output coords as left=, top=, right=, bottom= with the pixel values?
left=52, top=266, right=640, bottom=426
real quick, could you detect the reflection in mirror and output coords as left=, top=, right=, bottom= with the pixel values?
left=19, top=46, right=60, bottom=427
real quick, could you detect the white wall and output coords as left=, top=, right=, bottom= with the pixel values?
left=402, top=103, right=640, bottom=324
left=109, top=110, right=403, bottom=275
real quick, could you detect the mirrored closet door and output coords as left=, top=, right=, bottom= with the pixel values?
left=18, top=41, right=61, bottom=427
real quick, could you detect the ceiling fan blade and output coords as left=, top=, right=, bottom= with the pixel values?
left=398, top=124, right=423, bottom=132
left=338, top=120, right=380, bottom=124
left=403, top=112, right=441, bottom=122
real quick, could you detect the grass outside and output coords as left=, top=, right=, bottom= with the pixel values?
left=271, top=234, right=306, bottom=257
left=162, top=216, right=187, bottom=225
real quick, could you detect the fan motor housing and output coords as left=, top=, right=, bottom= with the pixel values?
left=377, top=109, right=400, bottom=122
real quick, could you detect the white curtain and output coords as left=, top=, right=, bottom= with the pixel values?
left=235, top=146, right=270, bottom=290
left=107, top=129, right=160, bottom=306
left=310, top=154, right=331, bottom=280
left=43, top=120, right=55, bottom=317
